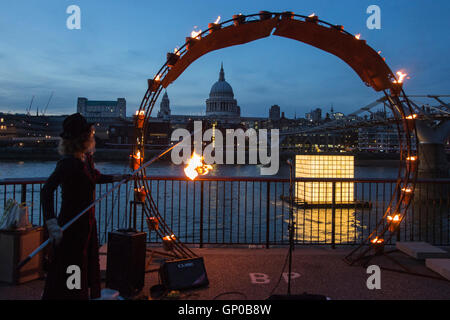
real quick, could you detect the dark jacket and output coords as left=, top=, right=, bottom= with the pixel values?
left=41, top=154, right=113, bottom=300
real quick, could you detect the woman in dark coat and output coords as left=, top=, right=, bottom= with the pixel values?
left=41, top=113, right=124, bottom=300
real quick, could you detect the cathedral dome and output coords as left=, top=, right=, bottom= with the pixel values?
left=206, top=63, right=240, bottom=119
left=209, top=63, right=234, bottom=97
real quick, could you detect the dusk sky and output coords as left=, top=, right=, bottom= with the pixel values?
left=0, top=0, right=449, bottom=118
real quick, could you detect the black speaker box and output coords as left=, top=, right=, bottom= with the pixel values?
left=160, top=257, right=209, bottom=290
left=106, top=229, right=147, bottom=297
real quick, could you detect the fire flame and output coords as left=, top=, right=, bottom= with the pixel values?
left=355, top=34, right=361, bottom=40
left=155, top=74, right=161, bottom=81
left=406, top=156, right=417, bottom=161
left=174, top=47, right=181, bottom=56
left=135, top=110, right=145, bottom=116
left=135, top=186, right=145, bottom=193
left=406, top=114, right=417, bottom=119
left=371, top=237, right=384, bottom=244
left=163, top=234, right=176, bottom=241
left=184, top=152, right=212, bottom=180
left=214, top=16, right=221, bottom=24
left=191, top=28, right=202, bottom=40
left=401, top=187, right=412, bottom=193
left=308, top=13, right=315, bottom=17
left=387, top=214, right=400, bottom=222
left=134, top=150, right=141, bottom=160
left=393, top=71, right=408, bottom=84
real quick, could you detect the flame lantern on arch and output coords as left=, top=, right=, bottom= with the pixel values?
left=131, top=11, right=418, bottom=264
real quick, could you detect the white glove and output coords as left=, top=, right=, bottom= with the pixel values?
left=46, top=218, right=63, bottom=245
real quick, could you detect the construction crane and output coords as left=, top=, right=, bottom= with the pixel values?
left=41, top=92, right=54, bottom=116
left=26, top=96, right=35, bottom=115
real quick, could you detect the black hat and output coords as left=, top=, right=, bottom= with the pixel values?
left=60, top=113, right=93, bottom=139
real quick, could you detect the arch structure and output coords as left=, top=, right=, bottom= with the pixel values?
left=131, top=11, right=418, bottom=264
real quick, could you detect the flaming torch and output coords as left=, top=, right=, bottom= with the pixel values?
left=393, top=71, right=408, bottom=84
left=134, top=186, right=147, bottom=202
left=191, top=29, right=202, bottom=40
left=135, top=110, right=145, bottom=129
left=184, top=152, right=213, bottom=180
left=401, top=186, right=413, bottom=204
left=209, top=16, right=221, bottom=33
left=406, top=155, right=418, bottom=172
left=146, top=217, right=159, bottom=231
left=163, top=234, right=176, bottom=251
left=130, top=150, right=142, bottom=171
left=387, top=214, right=401, bottom=232
left=186, top=27, right=202, bottom=50
left=147, top=74, right=161, bottom=92
left=371, top=236, right=385, bottom=254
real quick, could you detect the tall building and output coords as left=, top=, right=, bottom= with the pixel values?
left=157, top=91, right=171, bottom=120
left=205, top=63, right=240, bottom=119
left=310, top=108, right=322, bottom=122
left=269, top=105, right=281, bottom=121
left=77, top=97, right=126, bottom=122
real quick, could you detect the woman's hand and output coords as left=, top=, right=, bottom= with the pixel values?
left=46, top=218, right=63, bottom=245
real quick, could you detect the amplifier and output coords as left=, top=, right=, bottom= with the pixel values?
left=106, top=229, right=147, bottom=297
left=160, top=257, right=209, bottom=290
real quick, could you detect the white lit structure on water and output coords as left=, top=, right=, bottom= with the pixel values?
left=295, top=155, right=354, bottom=204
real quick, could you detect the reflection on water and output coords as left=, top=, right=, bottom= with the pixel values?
left=292, top=209, right=362, bottom=244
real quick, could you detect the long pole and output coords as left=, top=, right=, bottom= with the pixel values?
left=17, top=136, right=191, bottom=270
left=287, top=159, right=295, bottom=295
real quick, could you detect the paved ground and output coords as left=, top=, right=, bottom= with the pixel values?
left=1, top=246, right=450, bottom=300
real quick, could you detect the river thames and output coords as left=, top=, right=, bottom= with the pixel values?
left=0, top=160, right=398, bottom=180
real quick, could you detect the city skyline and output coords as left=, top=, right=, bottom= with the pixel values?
left=0, top=1, right=449, bottom=117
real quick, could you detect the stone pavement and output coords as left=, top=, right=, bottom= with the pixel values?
left=1, top=246, right=450, bottom=300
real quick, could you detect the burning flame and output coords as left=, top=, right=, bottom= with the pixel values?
left=355, top=33, right=361, bottom=40
left=134, top=150, right=141, bottom=160
left=377, top=50, right=382, bottom=54
left=401, top=187, right=412, bottom=193
left=163, top=234, right=176, bottom=241
left=393, top=71, right=408, bottom=84
left=184, top=152, right=212, bottom=180
left=191, top=28, right=202, bottom=40
left=135, top=110, right=145, bottom=116
left=371, top=237, right=384, bottom=244
left=308, top=13, right=315, bottom=17
left=214, top=16, right=221, bottom=24
left=155, top=74, right=161, bottom=81
left=406, top=156, right=417, bottom=161
left=135, top=186, right=145, bottom=193
left=174, top=47, right=181, bottom=56
left=387, top=214, right=400, bottom=222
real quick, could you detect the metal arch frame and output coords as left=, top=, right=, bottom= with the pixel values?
left=130, top=11, right=419, bottom=263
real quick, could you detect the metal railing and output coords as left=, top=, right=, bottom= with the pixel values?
left=1, top=176, right=449, bottom=247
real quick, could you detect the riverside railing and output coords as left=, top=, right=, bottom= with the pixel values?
left=1, top=176, right=449, bottom=247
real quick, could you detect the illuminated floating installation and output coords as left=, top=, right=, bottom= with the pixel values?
left=295, top=155, right=354, bottom=204
left=130, top=11, right=418, bottom=264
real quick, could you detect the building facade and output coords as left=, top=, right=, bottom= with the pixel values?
left=77, top=97, right=126, bottom=122
left=269, top=105, right=281, bottom=121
